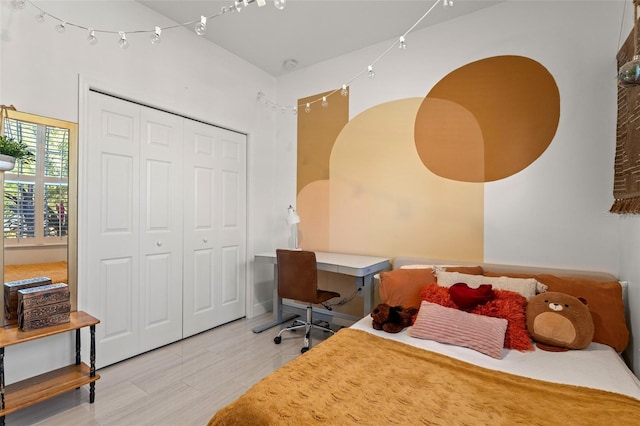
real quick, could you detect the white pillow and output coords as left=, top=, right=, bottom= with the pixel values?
left=435, top=270, right=546, bottom=300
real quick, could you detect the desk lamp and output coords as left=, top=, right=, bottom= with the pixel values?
left=287, top=205, right=300, bottom=249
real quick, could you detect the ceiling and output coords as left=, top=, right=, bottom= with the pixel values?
left=138, top=0, right=503, bottom=77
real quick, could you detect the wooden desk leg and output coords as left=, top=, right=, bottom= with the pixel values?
left=89, top=324, right=96, bottom=403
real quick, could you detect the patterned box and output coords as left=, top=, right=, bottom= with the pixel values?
left=4, top=276, right=52, bottom=325
left=17, top=283, right=70, bottom=331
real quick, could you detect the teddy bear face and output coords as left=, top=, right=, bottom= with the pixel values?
left=371, top=303, right=391, bottom=328
left=526, top=292, right=594, bottom=350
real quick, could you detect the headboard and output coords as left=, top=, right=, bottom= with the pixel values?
left=391, top=257, right=617, bottom=281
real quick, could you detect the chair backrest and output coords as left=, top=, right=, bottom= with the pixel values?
left=276, top=249, right=318, bottom=303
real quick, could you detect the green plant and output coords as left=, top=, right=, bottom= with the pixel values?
left=0, top=135, right=35, bottom=164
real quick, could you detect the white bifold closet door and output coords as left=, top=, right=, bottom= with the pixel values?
left=84, top=91, right=246, bottom=368
left=182, top=120, right=246, bottom=338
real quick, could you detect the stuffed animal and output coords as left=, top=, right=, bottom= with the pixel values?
left=526, top=291, right=594, bottom=352
left=371, top=303, right=418, bottom=333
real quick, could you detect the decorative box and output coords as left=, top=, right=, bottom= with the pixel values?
left=17, top=283, right=70, bottom=331
left=4, top=276, right=52, bottom=325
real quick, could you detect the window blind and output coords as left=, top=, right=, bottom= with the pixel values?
left=3, top=117, right=68, bottom=243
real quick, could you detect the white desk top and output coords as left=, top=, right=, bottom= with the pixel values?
left=255, top=251, right=390, bottom=277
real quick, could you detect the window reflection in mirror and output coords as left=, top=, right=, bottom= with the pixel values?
left=0, top=108, right=77, bottom=322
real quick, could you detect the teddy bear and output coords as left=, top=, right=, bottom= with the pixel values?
left=526, top=291, right=594, bottom=352
left=371, top=303, right=418, bottom=333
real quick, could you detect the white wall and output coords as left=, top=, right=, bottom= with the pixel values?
left=0, top=0, right=277, bottom=383
left=276, top=1, right=638, bottom=373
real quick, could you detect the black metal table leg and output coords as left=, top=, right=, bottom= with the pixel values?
left=75, top=329, right=81, bottom=365
left=89, top=324, right=96, bottom=403
left=1, top=346, right=4, bottom=426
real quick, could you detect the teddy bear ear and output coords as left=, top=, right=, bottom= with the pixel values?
left=578, top=297, right=587, bottom=305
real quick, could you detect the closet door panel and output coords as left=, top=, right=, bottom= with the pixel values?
left=100, top=257, right=136, bottom=363
left=87, top=91, right=141, bottom=368
left=218, top=134, right=246, bottom=321
left=183, top=120, right=220, bottom=337
left=193, top=248, right=214, bottom=312
left=139, top=108, right=184, bottom=351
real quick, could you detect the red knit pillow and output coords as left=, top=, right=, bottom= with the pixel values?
left=420, top=283, right=533, bottom=351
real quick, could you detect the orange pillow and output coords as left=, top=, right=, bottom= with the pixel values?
left=484, top=271, right=629, bottom=352
left=535, top=275, right=628, bottom=353
left=379, top=266, right=483, bottom=309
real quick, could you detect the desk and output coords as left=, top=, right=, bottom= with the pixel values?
left=252, top=251, right=390, bottom=333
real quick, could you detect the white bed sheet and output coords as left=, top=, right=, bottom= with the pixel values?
left=351, top=315, right=640, bottom=400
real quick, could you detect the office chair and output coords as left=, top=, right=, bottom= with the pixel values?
left=273, top=249, right=340, bottom=353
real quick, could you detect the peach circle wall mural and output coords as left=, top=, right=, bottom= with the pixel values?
left=296, top=55, right=559, bottom=264
left=414, top=55, right=560, bottom=182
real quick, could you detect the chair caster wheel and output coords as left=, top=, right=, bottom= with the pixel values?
left=301, top=347, right=309, bottom=354
left=274, top=336, right=282, bottom=344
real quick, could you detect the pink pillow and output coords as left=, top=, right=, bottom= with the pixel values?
left=420, top=283, right=533, bottom=351
left=410, top=301, right=508, bottom=359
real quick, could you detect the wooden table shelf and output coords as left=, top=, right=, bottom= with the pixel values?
left=0, top=311, right=99, bottom=425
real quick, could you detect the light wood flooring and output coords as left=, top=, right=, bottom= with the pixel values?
left=6, top=313, right=337, bottom=426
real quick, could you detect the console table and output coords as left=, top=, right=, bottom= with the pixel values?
left=0, top=311, right=99, bottom=425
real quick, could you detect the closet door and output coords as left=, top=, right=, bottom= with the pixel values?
left=86, top=92, right=142, bottom=366
left=139, top=108, right=184, bottom=351
left=182, top=119, right=246, bottom=337
left=86, top=92, right=184, bottom=367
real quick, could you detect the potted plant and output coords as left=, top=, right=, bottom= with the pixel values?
left=0, top=135, right=35, bottom=171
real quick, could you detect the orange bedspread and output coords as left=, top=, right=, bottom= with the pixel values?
left=209, top=328, right=640, bottom=425
left=4, top=261, right=67, bottom=284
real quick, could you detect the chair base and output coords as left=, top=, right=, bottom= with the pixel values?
left=273, top=304, right=335, bottom=353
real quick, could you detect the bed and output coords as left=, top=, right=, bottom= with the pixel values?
left=208, top=258, right=640, bottom=425
left=4, top=260, right=67, bottom=284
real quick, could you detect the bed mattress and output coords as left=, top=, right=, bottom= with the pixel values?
left=351, top=315, right=640, bottom=399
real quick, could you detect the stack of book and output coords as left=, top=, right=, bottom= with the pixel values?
left=17, top=283, right=71, bottom=331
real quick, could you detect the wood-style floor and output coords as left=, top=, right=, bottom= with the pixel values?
left=6, top=313, right=336, bottom=426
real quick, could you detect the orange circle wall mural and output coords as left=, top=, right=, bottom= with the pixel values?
left=414, top=55, right=560, bottom=182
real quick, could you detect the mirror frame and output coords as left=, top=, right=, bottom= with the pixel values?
left=0, top=108, right=78, bottom=318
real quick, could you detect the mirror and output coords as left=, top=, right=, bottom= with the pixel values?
left=0, top=106, right=78, bottom=323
